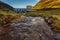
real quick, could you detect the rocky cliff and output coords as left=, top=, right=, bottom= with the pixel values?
left=32, top=0, right=60, bottom=9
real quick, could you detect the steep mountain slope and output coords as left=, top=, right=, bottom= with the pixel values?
left=32, top=0, right=60, bottom=9
left=0, top=1, right=14, bottom=10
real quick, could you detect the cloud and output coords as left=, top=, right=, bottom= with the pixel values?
left=38, top=0, right=40, bottom=1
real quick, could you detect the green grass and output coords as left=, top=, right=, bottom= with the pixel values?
left=24, top=9, right=60, bottom=32
left=24, top=8, right=60, bottom=17
left=0, top=8, right=60, bottom=32
left=47, top=15, right=60, bottom=32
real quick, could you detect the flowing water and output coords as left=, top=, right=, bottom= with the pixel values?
left=9, top=16, right=57, bottom=40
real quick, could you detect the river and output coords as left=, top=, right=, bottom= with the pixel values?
left=7, top=16, right=60, bottom=40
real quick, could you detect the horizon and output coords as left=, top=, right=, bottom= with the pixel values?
left=0, top=0, right=40, bottom=8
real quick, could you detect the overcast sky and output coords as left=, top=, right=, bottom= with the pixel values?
left=0, top=0, right=39, bottom=8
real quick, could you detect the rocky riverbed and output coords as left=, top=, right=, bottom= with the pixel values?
left=0, top=16, right=60, bottom=40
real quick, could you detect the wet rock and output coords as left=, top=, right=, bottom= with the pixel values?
left=10, top=16, right=55, bottom=40
left=0, top=16, right=60, bottom=40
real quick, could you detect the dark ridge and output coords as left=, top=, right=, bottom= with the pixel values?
left=36, top=8, right=60, bottom=11
left=0, top=1, right=14, bottom=11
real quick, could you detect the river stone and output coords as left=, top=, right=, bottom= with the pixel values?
left=0, top=16, right=60, bottom=40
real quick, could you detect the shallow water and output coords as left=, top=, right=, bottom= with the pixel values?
left=10, top=16, right=56, bottom=40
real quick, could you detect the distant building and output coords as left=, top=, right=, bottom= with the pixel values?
left=0, top=1, right=14, bottom=11
left=26, top=5, right=33, bottom=9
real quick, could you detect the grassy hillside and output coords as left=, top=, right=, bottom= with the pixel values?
left=0, top=1, right=14, bottom=10
left=32, top=0, right=60, bottom=9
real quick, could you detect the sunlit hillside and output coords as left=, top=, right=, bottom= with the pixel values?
left=32, top=0, right=60, bottom=9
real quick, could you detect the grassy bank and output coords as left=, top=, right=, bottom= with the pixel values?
left=0, top=10, right=22, bottom=28
left=0, top=9, right=60, bottom=32
left=24, top=9, right=60, bottom=32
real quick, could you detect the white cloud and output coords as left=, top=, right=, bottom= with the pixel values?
left=36, top=0, right=40, bottom=2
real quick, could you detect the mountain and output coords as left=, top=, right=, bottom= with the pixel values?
left=14, top=8, right=34, bottom=12
left=14, top=8, right=29, bottom=12
left=0, top=1, right=14, bottom=11
left=32, top=0, right=60, bottom=9
left=14, top=8, right=29, bottom=11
